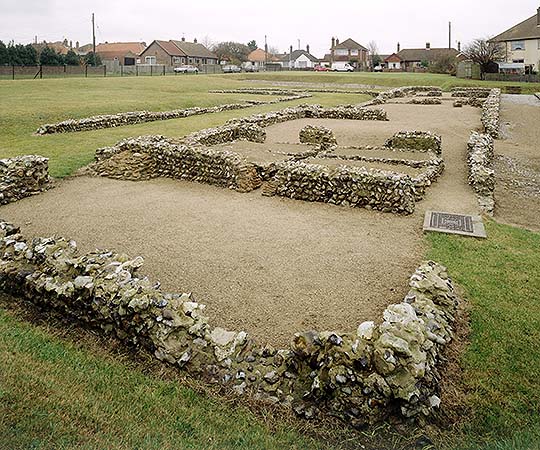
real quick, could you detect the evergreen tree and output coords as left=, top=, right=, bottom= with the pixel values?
left=64, top=49, right=80, bottom=66
left=0, top=41, right=8, bottom=64
left=84, top=51, right=101, bottom=66
left=39, top=46, right=63, bottom=65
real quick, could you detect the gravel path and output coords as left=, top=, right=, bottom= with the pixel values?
left=494, top=97, right=540, bottom=231
left=0, top=99, right=482, bottom=346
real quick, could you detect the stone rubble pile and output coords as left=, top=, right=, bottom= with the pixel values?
left=35, top=95, right=311, bottom=135
left=467, top=131, right=495, bottom=214
left=0, top=155, right=51, bottom=205
left=299, top=125, right=337, bottom=148
left=385, top=131, right=442, bottom=155
left=481, top=89, right=501, bottom=139
left=0, top=220, right=459, bottom=426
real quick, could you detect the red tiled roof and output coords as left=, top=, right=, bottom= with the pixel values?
left=95, top=42, right=146, bottom=60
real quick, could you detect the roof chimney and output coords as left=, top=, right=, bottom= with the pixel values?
left=76, top=41, right=79, bottom=49
left=194, top=38, right=197, bottom=43
left=290, top=45, right=293, bottom=54
left=397, top=42, right=400, bottom=52
left=336, top=38, right=339, bottom=45
left=331, top=37, right=335, bottom=48
left=458, top=41, right=461, bottom=52
left=426, top=42, right=431, bottom=50
left=306, top=44, right=310, bottom=54
left=181, top=37, right=186, bottom=42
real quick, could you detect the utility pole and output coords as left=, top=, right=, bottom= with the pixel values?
left=264, top=35, right=268, bottom=70
left=448, top=21, right=452, bottom=49
left=92, top=13, right=96, bottom=66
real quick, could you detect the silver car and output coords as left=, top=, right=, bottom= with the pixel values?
left=174, top=65, right=199, bottom=74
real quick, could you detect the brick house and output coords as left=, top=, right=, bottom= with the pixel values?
left=384, top=43, right=460, bottom=71
left=138, top=39, right=218, bottom=67
left=95, top=42, right=146, bottom=65
left=325, top=37, right=369, bottom=70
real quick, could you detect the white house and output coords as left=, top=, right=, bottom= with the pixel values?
left=492, top=7, right=540, bottom=73
left=280, top=46, right=319, bottom=69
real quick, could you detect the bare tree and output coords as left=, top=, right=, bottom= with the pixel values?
left=462, top=38, right=505, bottom=74
left=268, top=46, right=280, bottom=56
left=200, top=35, right=215, bottom=50
left=367, top=40, right=381, bottom=69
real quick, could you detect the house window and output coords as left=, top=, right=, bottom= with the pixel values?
left=173, top=57, right=182, bottom=64
left=145, top=56, right=156, bottom=65
left=511, top=41, right=525, bottom=51
left=335, top=49, right=348, bottom=56
left=512, top=59, right=524, bottom=63
left=350, top=49, right=359, bottom=56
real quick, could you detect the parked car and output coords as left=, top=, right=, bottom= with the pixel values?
left=243, top=64, right=259, bottom=72
left=314, top=65, right=330, bottom=72
left=331, top=62, right=355, bottom=72
left=222, top=65, right=242, bottom=73
left=373, top=64, right=384, bottom=72
left=174, top=65, right=199, bottom=74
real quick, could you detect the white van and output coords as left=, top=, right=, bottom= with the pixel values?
left=331, top=62, right=355, bottom=72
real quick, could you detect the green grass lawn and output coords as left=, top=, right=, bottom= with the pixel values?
left=0, top=76, right=369, bottom=177
left=235, top=71, right=540, bottom=94
left=1, top=73, right=539, bottom=449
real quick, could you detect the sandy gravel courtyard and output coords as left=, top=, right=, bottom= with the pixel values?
left=1, top=98, right=482, bottom=346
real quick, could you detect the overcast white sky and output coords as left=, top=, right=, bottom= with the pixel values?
left=1, top=0, right=538, bottom=56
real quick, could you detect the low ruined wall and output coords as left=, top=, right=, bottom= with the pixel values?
left=385, top=131, right=442, bottom=155
left=481, top=89, right=501, bottom=139
left=91, top=132, right=262, bottom=192
left=407, top=98, right=442, bottom=105
left=0, top=220, right=459, bottom=426
left=35, top=95, right=312, bottom=135
left=372, top=86, right=443, bottom=105
left=451, top=87, right=491, bottom=98
left=467, top=131, right=495, bottom=214
left=227, top=104, right=388, bottom=128
left=0, top=155, right=50, bottom=205
left=266, top=160, right=417, bottom=214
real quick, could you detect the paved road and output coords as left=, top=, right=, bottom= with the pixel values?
left=501, top=93, right=540, bottom=107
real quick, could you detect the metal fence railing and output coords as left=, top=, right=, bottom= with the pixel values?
left=0, top=63, right=226, bottom=80
left=484, top=73, right=540, bottom=83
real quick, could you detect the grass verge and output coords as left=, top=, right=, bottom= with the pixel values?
left=428, top=220, right=540, bottom=449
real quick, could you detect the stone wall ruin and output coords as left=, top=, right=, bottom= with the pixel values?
left=0, top=155, right=51, bottom=205
left=0, top=219, right=460, bottom=426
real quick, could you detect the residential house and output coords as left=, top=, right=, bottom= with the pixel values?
left=246, top=48, right=281, bottom=70
left=138, top=38, right=218, bottom=67
left=384, top=43, right=460, bottom=71
left=280, top=45, right=319, bottom=69
left=491, top=7, right=540, bottom=73
left=325, top=37, right=369, bottom=70
left=95, top=42, right=146, bottom=65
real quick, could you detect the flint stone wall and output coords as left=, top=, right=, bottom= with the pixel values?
left=385, top=131, right=442, bottom=155
left=299, top=125, right=337, bottom=148
left=407, top=98, right=442, bottom=105
left=226, top=104, right=388, bottom=128
left=372, top=86, right=443, bottom=105
left=35, top=95, right=312, bottom=135
left=451, top=87, right=491, bottom=98
left=481, top=89, right=501, bottom=139
left=467, top=132, right=495, bottom=214
left=267, top=160, right=417, bottom=214
left=91, top=130, right=264, bottom=192
left=0, top=156, right=50, bottom=205
left=317, top=148, right=444, bottom=202
left=0, top=220, right=459, bottom=426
